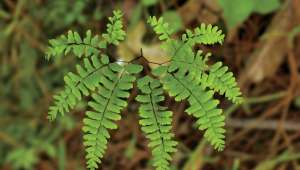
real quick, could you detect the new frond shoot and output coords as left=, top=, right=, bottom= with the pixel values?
left=46, top=10, right=243, bottom=170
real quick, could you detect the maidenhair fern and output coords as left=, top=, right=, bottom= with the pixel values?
left=46, top=10, right=243, bottom=170
left=136, top=76, right=177, bottom=169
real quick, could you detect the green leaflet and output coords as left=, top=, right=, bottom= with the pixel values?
left=182, top=23, right=225, bottom=45
left=48, top=55, right=110, bottom=121
left=202, top=62, right=243, bottom=104
left=155, top=71, right=225, bottom=151
left=83, top=63, right=142, bottom=170
left=149, top=17, right=242, bottom=151
left=46, top=30, right=105, bottom=59
left=136, top=76, right=177, bottom=170
left=147, top=16, right=173, bottom=41
left=102, top=10, right=126, bottom=45
left=46, top=10, right=125, bottom=59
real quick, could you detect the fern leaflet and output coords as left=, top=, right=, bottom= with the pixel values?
left=136, top=76, right=177, bottom=170
left=46, top=30, right=105, bottom=59
left=182, top=23, right=225, bottom=45
left=102, top=10, right=126, bottom=45
left=201, top=62, right=243, bottom=104
left=48, top=55, right=110, bottom=120
left=46, top=10, right=125, bottom=59
left=147, top=16, right=173, bottom=41
left=153, top=68, right=225, bottom=151
left=82, top=63, right=142, bottom=170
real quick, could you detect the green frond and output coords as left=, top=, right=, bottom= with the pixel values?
left=136, top=76, right=177, bottom=170
left=102, top=10, right=126, bottom=45
left=48, top=55, right=110, bottom=121
left=201, top=62, right=243, bottom=104
left=82, top=63, right=142, bottom=170
left=153, top=69, right=225, bottom=151
left=182, top=23, right=225, bottom=45
left=147, top=16, right=173, bottom=41
left=45, top=9, right=243, bottom=170
left=168, top=44, right=209, bottom=77
left=46, top=30, right=106, bottom=59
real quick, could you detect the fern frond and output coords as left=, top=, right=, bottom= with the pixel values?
left=201, top=62, right=243, bottom=104
left=136, top=76, right=177, bottom=170
left=153, top=68, right=225, bottom=151
left=82, top=63, right=142, bottom=170
left=102, top=10, right=126, bottom=45
left=147, top=16, right=173, bottom=41
left=168, top=46, right=209, bottom=78
left=46, top=30, right=106, bottom=59
left=48, top=55, right=110, bottom=121
left=182, top=23, right=225, bottom=45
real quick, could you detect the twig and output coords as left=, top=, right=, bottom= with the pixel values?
left=227, top=118, right=300, bottom=131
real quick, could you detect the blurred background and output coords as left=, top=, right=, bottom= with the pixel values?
left=1, top=0, right=300, bottom=169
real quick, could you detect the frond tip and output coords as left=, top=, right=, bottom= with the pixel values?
left=183, top=23, right=225, bottom=45
left=147, top=16, right=173, bottom=41
left=136, top=76, right=177, bottom=170
left=102, top=10, right=126, bottom=45
left=46, top=30, right=105, bottom=59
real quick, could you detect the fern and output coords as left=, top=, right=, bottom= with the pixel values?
left=46, top=10, right=243, bottom=170
left=182, top=23, right=225, bottom=45
left=152, top=68, right=225, bottom=150
left=48, top=55, right=110, bottom=120
left=83, top=63, right=142, bottom=169
left=46, top=30, right=105, bottom=59
left=102, top=10, right=126, bottom=45
left=136, top=76, right=177, bottom=170
left=148, top=17, right=242, bottom=150
left=46, top=10, right=125, bottom=60
left=202, top=62, right=243, bottom=104
left=147, top=16, right=173, bottom=41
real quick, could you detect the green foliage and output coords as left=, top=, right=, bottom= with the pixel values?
left=102, top=10, right=126, bottom=45
left=148, top=16, right=243, bottom=150
left=48, top=54, right=110, bottom=121
left=6, top=148, right=38, bottom=170
left=218, top=0, right=281, bottom=28
left=46, top=30, right=105, bottom=59
left=83, top=63, right=142, bottom=169
left=46, top=10, right=242, bottom=170
left=204, top=62, right=243, bottom=104
left=136, top=76, right=177, bottom=170
left=0, top=1, right=108, bottom=169
left=148, top=16, right=174, bottom=41
left=46, top=10, right=125, bottom=60
left=183, top=23, right=225, bottom=45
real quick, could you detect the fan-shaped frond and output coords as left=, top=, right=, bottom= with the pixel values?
left=46, top=30, right=105, bottom=59
left=153, top=68, right=225, bottom=151
left=48, top=55, right=110, bottom=121
left=102, top=10, right=126, bottom=45
left=182, top=23, right=225, bottom=45
left=82, top=63, right=142, bottom=170
left=136, top=76, right=177, bottom=170
left=201, top=62, right=243, bottom=104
